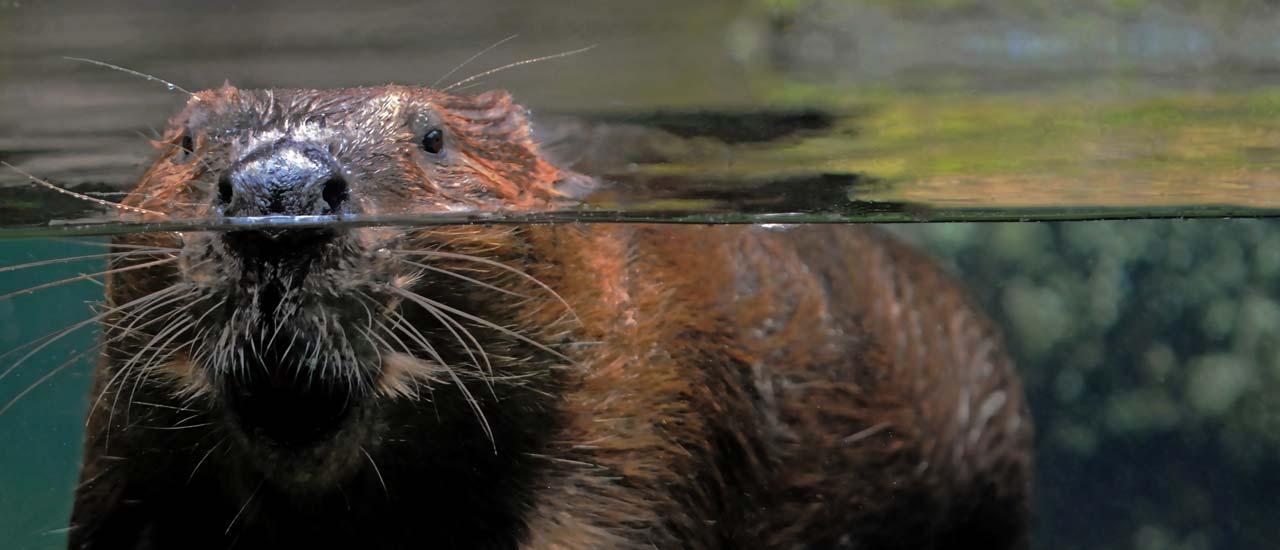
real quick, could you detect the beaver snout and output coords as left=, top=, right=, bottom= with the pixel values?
left=217, top=141, right=348, bottom=217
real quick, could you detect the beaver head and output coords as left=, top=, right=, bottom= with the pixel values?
left=104, top=85, right=585, bottom=461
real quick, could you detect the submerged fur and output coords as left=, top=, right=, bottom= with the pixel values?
left=65, top=84, right=1032, bottom=549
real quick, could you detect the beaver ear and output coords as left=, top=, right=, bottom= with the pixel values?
left=436, top=89, right=597, bottom=203
left=437, top=90, right=534, bottom=144
left=550, top=170, right=598, bottom=200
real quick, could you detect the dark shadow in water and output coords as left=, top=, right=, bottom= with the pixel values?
left=580, top=108, right=841, bottom=144
left=0, top=181, right=124, bottom=227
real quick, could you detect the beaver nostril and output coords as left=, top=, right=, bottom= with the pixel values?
left=321, top=176, right=348, bottom=213
left=222, top=144, right=344, bottom=217
left=218, top=175, right=234, bottom=205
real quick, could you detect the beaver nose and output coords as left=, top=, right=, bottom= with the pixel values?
left=218, top=143, right=348, bottom=217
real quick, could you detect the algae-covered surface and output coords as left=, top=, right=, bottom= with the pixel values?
left=612, top=83, right=1280, bottom=210
left=9, top=83, right=1280, bottom=234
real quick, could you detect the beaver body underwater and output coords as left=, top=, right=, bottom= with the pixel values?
left=68, top=84, right=1032, bottom=549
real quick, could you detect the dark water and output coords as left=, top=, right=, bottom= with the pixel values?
left=4, top=0, right=1280, bottom=548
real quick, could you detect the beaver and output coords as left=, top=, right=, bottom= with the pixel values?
left=67, top=84, right=1033, bottom=549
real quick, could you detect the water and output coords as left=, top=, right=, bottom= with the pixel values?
left=3, top=0, right=1280, bottom=548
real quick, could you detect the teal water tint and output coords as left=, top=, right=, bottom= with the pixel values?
left=0, top=239, right=103, bottom=549
left=894, top=219, right=1280, bottom=550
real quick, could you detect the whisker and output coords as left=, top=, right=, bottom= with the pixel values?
left=137, top=422, right=215, bottom=431
left=0, top=349, right=88, bottom=414
left=356, top=326, right=386, bottom=380
left=188, top=436, right=226, bottom=484
left=122, top=297, right=208, bottom=420
left=1, top=161, right=168, bottom=218
left=0, top=249, right=169, bottom=274
left=396, top=258, right=531, bottom=299
left=133, top=400, right=201, bottom=413
left=372, top=300, right=493, bottom=444
left=60, top=239, right=181, bottom=252
left=432, top=356, right=494, bottom=447
left=387, top=286, right=570, bottom=363
left=226, top=478, right=265, bottom=535
left=64, top=56, right=196, bottom=98
left=104, top=299, right=200, bottom=435
left=1, top=300, right=182, bottom=412
left=178, top=294, right=224, bottom=367
left=78, top=289, right=193, bottom=419
left=360, top=446, right=389, bottom=499
left=441, top=44, right=597, bottom=92
left=392, top=249, right=578, bottom=322
left=0, top=283, right=186, bottom=383
left=0, top=255, right=177, bottom=302
left=6, top=283, right=193, bottom=418
left=353, top=291, right=422, bottom=373
left=326, top=309, right=362, bottom=389
left=362, top=293, right=441, bottom=365
left=110, top=286, right=197, bottom=337
left=431, top=34, right=520, bottom=89
left=409, top=291, right=490, bottom=380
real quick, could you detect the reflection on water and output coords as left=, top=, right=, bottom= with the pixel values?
left=8, top=86, right=1280, bottom=236
left=6, top=2, right=1280, bottom=231
left=2, top=0, right=1280, bottom=548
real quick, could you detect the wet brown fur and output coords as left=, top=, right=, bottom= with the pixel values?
left=70, top=84, right=1032, bottom=549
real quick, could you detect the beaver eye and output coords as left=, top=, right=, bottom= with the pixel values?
left=421, top=128, right=444, bottom=154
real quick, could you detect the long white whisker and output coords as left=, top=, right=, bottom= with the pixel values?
left=0, top=351, right=89, bottom=415
left=403, top=287, right=490, bottom=379
left=79, top=288, right=194, bottom=417
left=0, top=256, right=177, bottom=302
left=108, top=299, right=201, bottom=435
left=0, top=283, right=186, bottom=383
left=5, top=290, right=188, bottom=404
left=373, top=299, right=492, bottom=444
left=1, top=161, right=168, bottom=218
left=441, top=45, right=597, bottom=92
left=392, top=249, right=578, bottom=322
left=136, top=421, right=215, bottom=431
left=64, top=56, right=196, bottom=98
left=0, top=249, right=168, bottom=274
left=61, top=240, right=181, bottom=252
left=122, top=296, right=209, bottom=420
left=360, top=446, right=390, bottom=499
left=356, top=327, right=386, bottom=381
left=387, top=286, right=570, bottom=363
left=188, top=436, right=226, bottom=484
left=396, top=258, right=530, bottom=299
left=432, top=34, right=520, bottom=89
left=226, top=478, right=265, bottom=535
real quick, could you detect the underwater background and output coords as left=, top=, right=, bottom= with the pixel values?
left=4, top=0, right=1280, bottom=548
